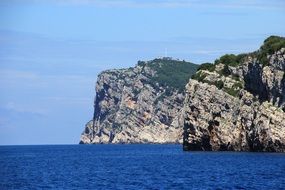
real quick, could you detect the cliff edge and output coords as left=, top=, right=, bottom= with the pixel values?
left=183, top=36, right=285, bottom=152
left=80, top=58, right=198, bottom=144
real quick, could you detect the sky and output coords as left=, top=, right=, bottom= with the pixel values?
left=0, top=0, right=285, bottom=145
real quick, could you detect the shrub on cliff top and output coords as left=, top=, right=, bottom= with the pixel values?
left=261, top=36, right=285, bottom=54
left=212, top=36, right=285, bottom=68
left=214, top=54, right=247, bottom=67
left=257, top=36, right=285, bottom=67
left=197, top=63, right=215, bottom=72
left=148, top=58, right=199, bottom=92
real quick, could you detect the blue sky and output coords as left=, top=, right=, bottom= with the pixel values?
left=0, top=0, right=285, bottom=145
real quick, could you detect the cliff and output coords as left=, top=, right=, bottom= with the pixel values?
left=80, top=58, right=198, bottom=144
left=183, top=36, right=285, bottom=152
left=80, top=36, right=285, bottom=151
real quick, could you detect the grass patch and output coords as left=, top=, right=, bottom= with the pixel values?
left=231, top=74, right=240, bottom=81
left=232, top=81, right=243, bottom=89
left=191, top=71, right=207, bottom=82
left=215, top=80, right=224, bottom=89
left=213, top=36, right=285, bottom=68
left=214, top=54, right=247, bottom=67
left=224, top=87, right=240, bottom=97
left=197, top=63, right=215, bottom=72
left=148, top=58, right=199, bottom=92
left=258, top=36, right=285, bottom=67
left=203, top=80, right=224, bottom=89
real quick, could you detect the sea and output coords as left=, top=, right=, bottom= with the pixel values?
left=0, top=144, right=284, bottom=189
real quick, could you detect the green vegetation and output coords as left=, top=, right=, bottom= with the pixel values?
left=224, top=87, right=240, bottom=97
left=215, top=80, right=224, bottom=89
left=185, top=36, right=285, bottom=97
left=220, top=64, right=231, bottom=76
left=202, top=78, right=243, bottom=97
left=232, top=81, right=243, bottom=89
left=223, top=82, right=243, bottom=97
left=148, top=58, right=199, bottom=91
left=203, top=80, right=224, bottom=90
left=257, top=36, right=285, bottom=67
left=191, top=71, right=207, bottom=82
left=214, top=53, right=247, bottom=67
left=205, top=36, right=285, bottom=70
left=261, top=36, right=285, bottom=54
left=197, top=63, right=215, bottom=72
left=231, top=74, right=240, bottom=81
left=144, top=36, right=285, bottom=95
left=137, top=60, right=146, bottom=66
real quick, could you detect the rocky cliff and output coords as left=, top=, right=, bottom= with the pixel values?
left=80, top=58, right=198, bottom=144
left=183, top=36, right=285, bottom=152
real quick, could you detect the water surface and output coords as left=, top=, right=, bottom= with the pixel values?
left=0, top=144, right=284, bottom=189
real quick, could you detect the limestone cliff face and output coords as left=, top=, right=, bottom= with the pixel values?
left=80, top=36, right=285, bottom=150
left=183, top=41, right=285, bottom=152
left=80, top=58, right=198, bottom=144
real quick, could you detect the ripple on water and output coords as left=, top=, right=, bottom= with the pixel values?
left=0, top=144, right=285, bottom=189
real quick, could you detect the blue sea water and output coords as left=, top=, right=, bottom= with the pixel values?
left=0, top=145, right=285, bottom=190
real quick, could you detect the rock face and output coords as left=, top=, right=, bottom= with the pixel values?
left=80, top=58, right=198, bottom=144
left=183, top=36, right=285, bottom=152
left=80, top=36, right=285, bottom=151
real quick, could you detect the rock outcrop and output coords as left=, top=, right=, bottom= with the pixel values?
left=80, top=58, right=198, bottom=144
left=80, top=36, right=285, bottom=151
left=183, top=36, right=285, bottom=152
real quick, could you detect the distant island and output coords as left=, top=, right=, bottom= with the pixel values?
left=80, top=36, right=285, bottom=152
